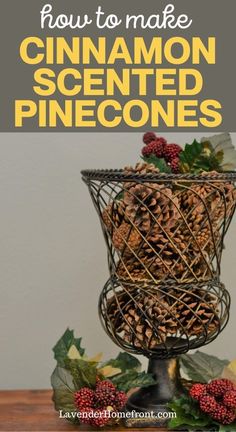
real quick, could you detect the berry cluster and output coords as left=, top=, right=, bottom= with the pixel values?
left=142, top=132, right=182, bottom=173
left=74, top=379, right=127, bottom=427
left=190, top=379, right=236, bottom=425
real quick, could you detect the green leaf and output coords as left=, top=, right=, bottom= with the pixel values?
left=180, top=351, right=229, bottom=383
left=103, top=352, right=141, bottom=373
left=179, top=140, right=204, bottom=173
left=53, top=328, right=85, bottom=367
left=168, top=396, right=214, bottom=430
left=110, top=370, right=156, bottom=392
left=51, top=366, right=75, bottom=413
left=64, top=358, right=97, bottom=390
left=219, top=422, right=236, bottom=431
left=142, top=155, right=171, bottom=173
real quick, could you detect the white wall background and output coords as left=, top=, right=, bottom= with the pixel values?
left=0, top=132, right=235, bottom=390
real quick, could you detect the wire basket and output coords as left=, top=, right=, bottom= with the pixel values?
left=82, top=169, right=236, bottom=357
left=99, top=278, right=230, bottom=358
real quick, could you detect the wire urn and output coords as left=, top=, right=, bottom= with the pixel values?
left=82, top=166, right=236, bottom=427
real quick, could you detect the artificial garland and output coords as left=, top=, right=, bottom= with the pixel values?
left=51, top=329, right=236, bottom=430
left=141, top=132, right=236, bottom=174
left=51, top=328, right=156, bottom=427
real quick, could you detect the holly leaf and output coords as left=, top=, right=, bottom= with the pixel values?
left=103, top=352, right=141, bottom=373
left=53, top=329, right=85, bottom=367
left=180, top=351, right=229, bottom=383
left=168, top=396, right=214, bottom=430
left=110, top=370, right=156, bottom=392
left=142, top=155, right=171, bottom=173
left=64, top=358, right=97, bottom=390
left=179, top=140, right=203, bottom=173
left=192, top=142, right=222, bottom=172
left=51, top=366, right=75, bottom=413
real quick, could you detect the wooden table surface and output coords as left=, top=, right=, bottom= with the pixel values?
left=0, top=390, right=169, bottom=432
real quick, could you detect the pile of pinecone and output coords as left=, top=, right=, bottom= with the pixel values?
left=106, top=286, right=220, bottom=350
left=102, top=162, right=236, bottom=284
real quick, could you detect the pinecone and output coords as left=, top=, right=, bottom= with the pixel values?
left=124, top=183, right=180, bottom=233
left=123, top=162, right=161, bottom=204
left=146, top=229, right=188, bottom=267
left=180, top=183, right=218, bottom=220
left=112, top=222, right=143, bottom=257
left=116, top=227, right=190, bottom=283
left=191, top=224, right=218, bottom=252
left=180, top=174, right=236, bottom=229
left=106, top=289, right=136, bottom=332
left=175, top=289, right=219, bottom=336
left=102, top=200, right=126, bottom=233
left=176, top=175, right=236, bottom=281
left=107, top=289, right=178, bottom=348
left=116, top=253, right=168, bottom=282
left=124, top=162, right=159, bottom=176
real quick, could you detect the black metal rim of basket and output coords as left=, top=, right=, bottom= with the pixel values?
left=81, top=169, right=236, bottom=183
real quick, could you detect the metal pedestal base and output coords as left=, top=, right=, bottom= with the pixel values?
left=125, top=357, right=183, bottom=428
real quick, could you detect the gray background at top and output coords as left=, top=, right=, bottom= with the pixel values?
left=0, top=0, right=235, bottom=132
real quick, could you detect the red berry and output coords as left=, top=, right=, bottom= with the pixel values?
left=199, top=394, right=217, bottom=415
left=190, top=383, right=206, bottom=401
left=114, top=391, right=127, bottom=410
left=141, top=141, right=156, bottom=157
left=96, top=380, right=116, bottom=392
left=170, top=157, right=180, bottom=173
left=143, top=132, right=156, bottom=144
left=154, top=142, right=164, bottom=158
left=223, top=390, right=236, bottom=408
left=95, top=380, right=116, bottom=408
left=223, top=409, right=236, bottom=425
left=207, top=379, right=235, bottom=398
left=156, top=136, right=167, bottom=145
left=141, top=140, right=159, bottom=157
left=79, top=407, right=94, bottom=425
left=164, top=143, right=182, bottom=162
left=90, top=408, right=110, bottom=427
left=74, top=387, right=94, bottom=409
left=142, top=138, right=167, bottom=158
left=154, top=138, right=167, bottom=157
left=211, top=404, right=236, bottom=425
